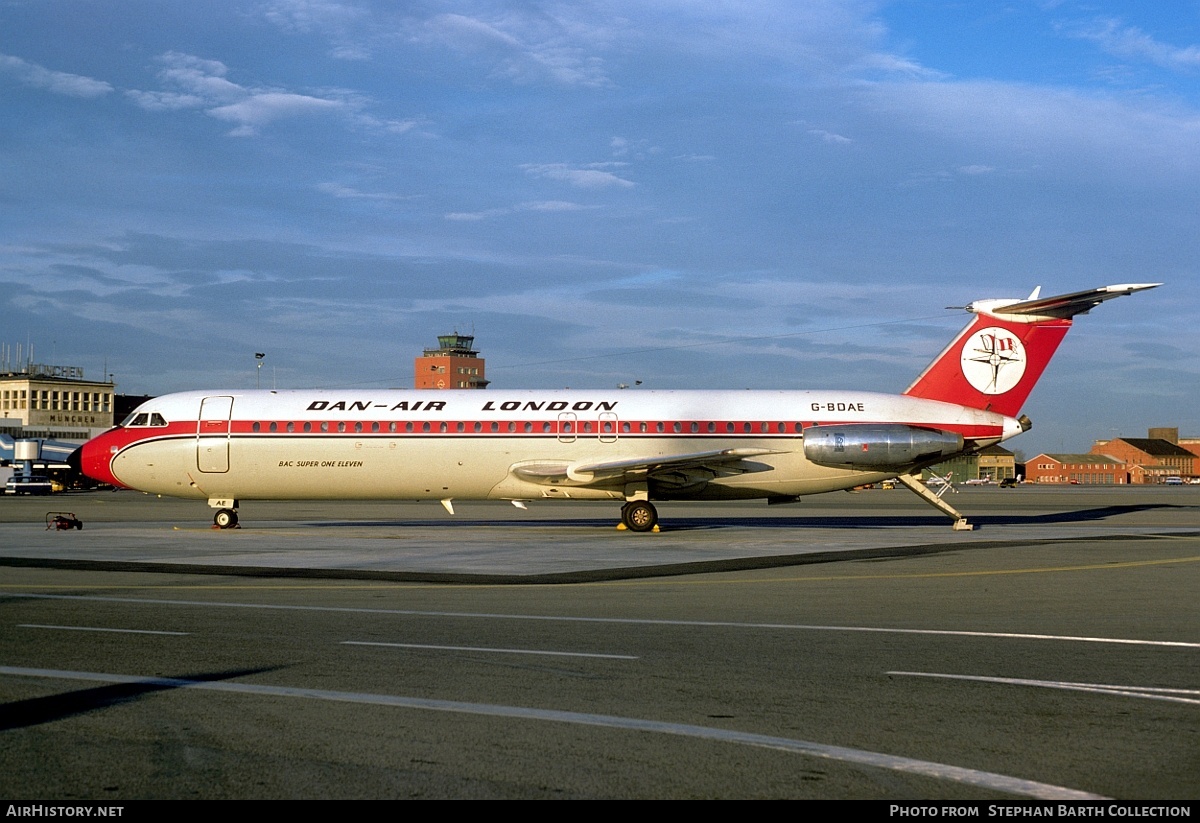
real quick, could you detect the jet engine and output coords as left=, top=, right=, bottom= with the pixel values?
left=803, top=424, right=964, bottom=470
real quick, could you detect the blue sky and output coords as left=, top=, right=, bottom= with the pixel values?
left=1, top=0, right=1196, bottom=455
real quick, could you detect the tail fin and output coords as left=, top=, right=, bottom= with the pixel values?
left=904, top=283, right=1160, bottom=417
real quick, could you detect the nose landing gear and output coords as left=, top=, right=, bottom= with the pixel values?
left=209, top=498, right=240, bottom=529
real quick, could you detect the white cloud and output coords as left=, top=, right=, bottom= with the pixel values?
left=1068, top=18, right=1200, bottom=72
left=416, top=11, right=614, bottom=88
left=860, top=79, right=1200, bottom=182
left=445, top=200, right=592, bottom=221
left=207, top=92, right=344, bottom=135
left=124, top=90, right=205, bottom=111
left=522, top=200, right=589, bottom=212
left=808, top=128, right=852, bottom=144
left=522, top=163, right=635, bottom=188
left=126, top=52, right=347, bottom=135
left=0, top=52, right=113, bottom=98
left=317, top=183, right=407, bottom=201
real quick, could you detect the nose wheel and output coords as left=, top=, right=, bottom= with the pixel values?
left=620, top=500, right=658, bottom=532
left=213, top=508, right=239, bottom=529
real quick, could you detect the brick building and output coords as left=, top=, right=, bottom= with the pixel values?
left=414, top=333, right=489, bottom=390
left=1025, top=454, right=1126, bottom=484
left=1090, top=435, right=1194, bottom=484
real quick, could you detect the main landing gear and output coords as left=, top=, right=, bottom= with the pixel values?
left=619, top=500, right=659, bottom=532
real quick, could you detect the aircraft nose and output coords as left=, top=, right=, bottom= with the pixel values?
left=74, top=433, right=126, bottom=488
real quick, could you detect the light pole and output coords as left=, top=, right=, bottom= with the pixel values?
left=255, top=353, right=265, bottom=389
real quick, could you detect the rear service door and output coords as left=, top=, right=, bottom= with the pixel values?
left=197, top=395, right=234, bottom=473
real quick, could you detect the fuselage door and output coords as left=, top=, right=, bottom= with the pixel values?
left=557, top=412, right=577, bottom=443
left=197, top=395, right=234, bottom=473
left=599, top=411, right=618, bottom=443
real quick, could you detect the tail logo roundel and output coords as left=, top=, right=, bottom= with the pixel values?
left=960, top=327, right=1026, bottom=395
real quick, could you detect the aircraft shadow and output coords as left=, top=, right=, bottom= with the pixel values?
left=309, top=503, right=1189, bottom=532
left=0, top=666, right=281, bottom=731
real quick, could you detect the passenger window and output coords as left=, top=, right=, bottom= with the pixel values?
left=252, top=422, right=261, bottom=433
left=269, top=422, right=278, bottom=433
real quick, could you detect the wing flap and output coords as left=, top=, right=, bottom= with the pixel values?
left=510, top=448, right=782, bottom=487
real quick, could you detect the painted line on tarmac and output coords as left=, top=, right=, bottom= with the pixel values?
left=890, top=672, right=1200, bottom=706
left=0, top=664, right=1106, bottom=800
left=4, top=591, right=1196, bottom=649
left=342, top=640, right=637, bottom=659
left=17, top=623, right=190, bottom=636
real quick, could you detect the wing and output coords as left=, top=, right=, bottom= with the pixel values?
left=511, top=448, right=782, bottom=488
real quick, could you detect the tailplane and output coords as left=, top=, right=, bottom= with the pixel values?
left=904, top=283, right=1159, bottom=417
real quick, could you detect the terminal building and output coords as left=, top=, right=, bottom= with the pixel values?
left=414, top=332, right=489, bottom=390
left=0, top=363, right=115, bottom=442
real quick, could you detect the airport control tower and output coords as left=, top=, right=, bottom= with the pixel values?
left=414, top=332, right=489, bottom=389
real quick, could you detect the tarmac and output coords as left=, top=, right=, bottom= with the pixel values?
left=2, top=485, right=1197, bottom=582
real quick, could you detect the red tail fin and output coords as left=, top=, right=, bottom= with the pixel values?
left=904, top=284, right=1160, bottom=417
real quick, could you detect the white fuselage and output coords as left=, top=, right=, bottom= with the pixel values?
left=85, top=389, right=1020, bottom=504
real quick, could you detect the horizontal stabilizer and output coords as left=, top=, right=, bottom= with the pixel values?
left=979, top=283, right=1160, bottom=320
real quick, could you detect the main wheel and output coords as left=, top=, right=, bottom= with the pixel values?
left=622, top=501, right=658, bottom=532
left=214, top=509, right=239, bottom=529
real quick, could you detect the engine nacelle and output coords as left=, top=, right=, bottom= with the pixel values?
left=803, top=424, right=964, bottom=470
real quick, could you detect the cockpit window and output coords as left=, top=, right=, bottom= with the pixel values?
left=122, top=412, right=168, bottom=427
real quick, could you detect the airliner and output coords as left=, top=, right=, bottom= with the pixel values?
left=73, top=284, right=1158, bottom=532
